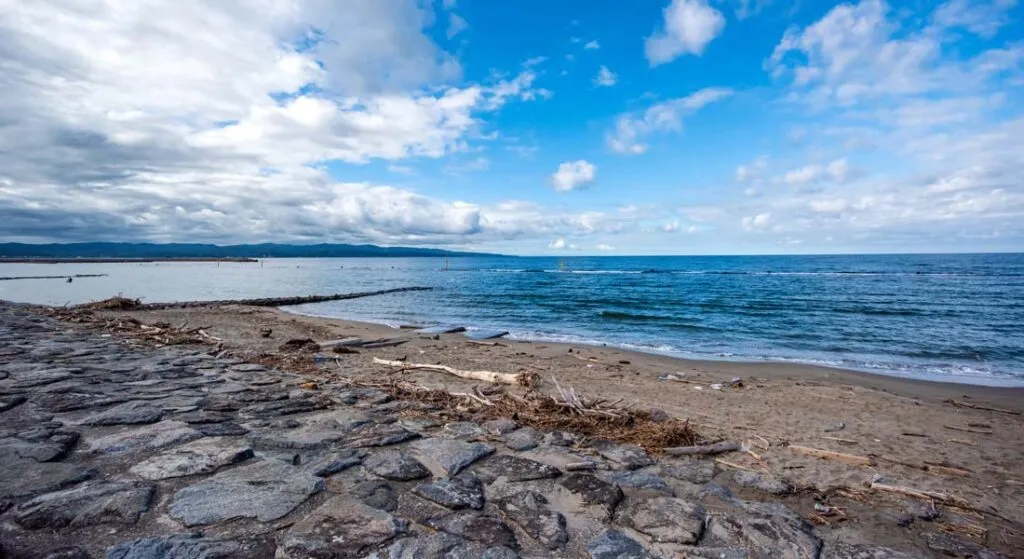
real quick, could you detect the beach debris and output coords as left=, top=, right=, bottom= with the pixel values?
left=948, top=438, right=977, bottom=446
left=331, top=346, right=360, bottom=355
left=279, top=338, right=320, bottom=353
left=664, top=441, right=740, bottom=456
left=944, top=399, right=1020, bottom=416
left=730, top=377, right=744, bottom=388
left=821, top=436, right=858, bottom=445
left=81, top=296, right=142, bottom=310
left=258, top=327, right=272, bottom=338
left=943, top=424, right=993, bottom=435
left=464, top=329, right=510, bottom=341
left=414, top=325, right=467, bottom=334
left=372, top=357, right=532, bottom=386
left=465, top=340, right=504, bottom=347
left=901, top=432, right=928, bottom=437
left=824, top=421, right=846, bottom=433
left=868, top=474, right=971, bottom=508
left=789, top=445, right=873, bottom=466
left=657, top=373, right=700, bottom=385
left=714, top=458, right=755, bottom=472
left=873, top=455, right=971, bottom=478
left=361, top=339, right=409, bottom=349
left=710, top=383, right=723, bottom=391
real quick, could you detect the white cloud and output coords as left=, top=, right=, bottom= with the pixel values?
left=687, top=225, right=699, bottom=233
left=743, top=187, right=761, bottom=197
left=741, top=213, right=771, bottom=231
left=596, top=243, right=615, bottom=250
left=549, top=238, right=567, bottom=249
left=779, top=158, right=854, bottom=190
left=932, top=0, right=1018, bottom=38
left=645, top=0, right=726, bottom=66
left=442, top=0, right=458, bottom=8
left=445, top=157, right=490, bottom=174
left=662, top=219, right=681, bottom=232
left=735, top=155, right=769, bottom=182
left=606, top=88, right=732, bottom=154
left=584, top=40, right=601, bottom=50
left=551, top=160, right=597, bottom=192
left=594, top=66, right=618, bottom=87
left=447, top=13, right=469, bottom=39
left=387, top=164, right=415, bottom=175
left=523, top=56, right=548, bottom=67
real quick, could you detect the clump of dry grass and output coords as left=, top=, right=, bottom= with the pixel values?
left=79, top=296, right=142, bottom=310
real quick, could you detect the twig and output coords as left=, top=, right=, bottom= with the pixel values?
left=665, top=441, right=740, bottom=456
left=945, top=399, right=1021, bottom=415
left=943, top=425, right=993, bottom=435
left=373, top=357, right=525, bottom=385
left=715, top=458, right=754, bottom=471
left=822, top=436, right=858, bottom=444
left=869, top=479, right=970, bottom=508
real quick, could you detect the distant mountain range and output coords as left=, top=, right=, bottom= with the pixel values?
left=0, top=242, right=502, bottom=259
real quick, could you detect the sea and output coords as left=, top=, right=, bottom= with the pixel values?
left=2, top=253, right=1022, bottom=386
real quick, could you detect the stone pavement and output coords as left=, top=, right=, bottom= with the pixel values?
left=0, top=303, right=1001, bottom=558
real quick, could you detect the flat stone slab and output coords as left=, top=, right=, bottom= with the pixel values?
left=85, top=420, right=201, bottom=455
left=661, top=459, right=718, bottom=484
left=373, top=533, right=517, bottom=559
left=504, top=427, right=542, bottom=451
left=593, top=440, right=654, bottom=470
left=78, top=401, right=164, bottom=426
left=14, top=481, right=154, bottom=530
left=0, top=430, right=78, bottom=462
left=560, top=473, right=624, bottom=514
left=409, top=438, right=494, bottom=477
left=302, top=450, right=364, bottom=477
left=169, top=459, right=324, bottom=526
left=469, top=454, right=561, bottom=483
left=344, top=422, right=420, bottom=447
left=106, top=533, right=272, bottom=559
left=365, top=450, right=430, bottom=481
left=427, top=511, right=519, bottom=550
left=280, top=496, right=407, bottom=558
left=412, top=476, right=485, bottom=510
left=616, top=496, right=706, bottom=544
left=0, top=455, right=97, bottom=499
left=587, top=529, right=656, bottom=559
left=495, top=490, right=568, bottom=550
left=247, top=409, right=371, bottom=449
left=732, top=471, right=794, bottom=495
left=129, top=437, right=254, bottom=480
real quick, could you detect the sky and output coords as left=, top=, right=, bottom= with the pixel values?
left=0, top=0, right=1022, bottom=255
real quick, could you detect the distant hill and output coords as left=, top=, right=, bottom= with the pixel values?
left=0, top=242, right=503, bottom=259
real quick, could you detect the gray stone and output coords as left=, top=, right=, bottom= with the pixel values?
left=559, top=473, right=623, bottom=514
left=105, top=533, right=256, bottom=559
left=593, top=440, right=654, bottom=470
left=39, top=547, right=91, bottom=559
left=482, top=419, right=519, bottom=435
left=544, top=430, right=578, bottom=447
left=0, top=455, right=97, bottom=499
left=79, top=401, right=164, bottom=425
left=427, top=511, right=519, bottom=549
left=603, top=469, right=674, bottom=495
left=469, top=454, right=561, bottom=483
left=85, top=420, right=202, bottom=455
left=410, top=438, right=494, bottom=477
left=129, top=437, right=254, bottom=479
left=733, top=471, right=794, bottom=495
left=365, top=450, right=431, bottom=481
left=9, top=368, right=75, bottom=388
left=169, top=459, right=324, bottom=525
left=345, top=422, right=420, bottom=447
left=495, top=490, right=567, bottom=550
left=280, top=496, right=406, bottom=558
left=196, top=422, right=247, bottom=437
left=587, top=530, right=655, bottom=559
left=172, top=410, right=232, bottom=424
left=661, top=459, right=718, bottom=484
left=353, top=480, right=398, bottom=512
left=827, top=543, right=926, bottom=558
left=247, top=409, right=371, bottom=449
left=412, top=475, right=485, bottom=510
left=374, top=533, right=518, bottom=559
left=0, top=431, right=77, bottom=462
left=35, top=393, right=127, bottom=412
left=923, top=533, right=1009, bottom=559
left=503, top=427, right=541, bottom=451
left=303, top=450, right=364, bottom=477
left=703, top=505, right=822, bottom=559
left=0, top=395, right=27, bottom=412
left=616, top=496, right=705, bottom=544
left=14, top=481, right=154, bottom=529
left=442, top=421, right=487, bottom=439
left=238, top=397, right=327, bottom=419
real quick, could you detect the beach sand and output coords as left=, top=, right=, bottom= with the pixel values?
left=96, top=304, right=1024, bottom=556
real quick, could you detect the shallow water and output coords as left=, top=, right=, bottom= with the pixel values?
left=2, top=253, right=1022, bottom=386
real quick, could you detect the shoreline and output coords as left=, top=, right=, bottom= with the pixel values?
left=0, top=257, right=258, bottom=263
left=284, top=307, right=1024, bottom=392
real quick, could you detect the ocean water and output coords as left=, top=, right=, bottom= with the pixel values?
left=2, top=253, right=1022, bottom=386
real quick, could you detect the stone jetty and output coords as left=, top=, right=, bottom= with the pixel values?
left=0, top=302, right=999, bottom=558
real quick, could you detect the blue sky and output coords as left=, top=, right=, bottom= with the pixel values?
left=0, top=0, right=1022, bottom=254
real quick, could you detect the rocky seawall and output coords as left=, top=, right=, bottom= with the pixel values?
left=0, top=302, right=1008, bottom=558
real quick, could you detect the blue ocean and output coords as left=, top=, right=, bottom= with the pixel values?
left=2, top=253, right=1022, bottom=386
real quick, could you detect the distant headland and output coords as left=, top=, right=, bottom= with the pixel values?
left=0, top=242, right=503, bottom=261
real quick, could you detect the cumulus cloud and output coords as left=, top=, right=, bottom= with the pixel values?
left=447, top=13, right=469, bottom=39
left=585, top=40, right=601, bottom=50
left=662, top=219, right=681, bottom=232
left=606, top=88, right=732, bottom=154
left=594, top=66, right=618, bottom=87
left=735, top=155, right=769, bottom=182
left=551, top=160, right=597, bottom=192
left=645, top=0, right=726, bottom=66
left=596, top=243, right=615, bottom=250
left=779, top=158, right=855, bottom=190
left=741, top=213, right=771, bottom=231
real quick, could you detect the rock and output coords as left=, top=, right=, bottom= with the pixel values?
left=279, top=338, right=320, bottom=352
left=732, top=471, right=793, bottom=495
left=544, top=431, right=578, bottom=447
left=495, top=491, right=567, bottom=550
left=412, top=476, right=485, bottom=510
left=559, top=473, right=623, bottom=514
left=0, top=430, right=78, bottom=462
left=14, top=481, right=154, bottom=529
left=247, top=409, right=371, bottom=449
left=354, top=480, right=398, bottom=512
left=344, top=423, right=420, bottom=447
left=365, top=451, right=431, bottom=481
left=0, top=455, right=97, bottom=499
left=442, top=422, right=488, bottom=439
left=0, top=395, right=27, bottom=412
left=238, top=397, right=327, bottom=419
left=703, top=502, right=822, bottom=559
left=85, top=420, right=201, bottom=455
left=826, top=542, right=925, bottom=558
left=593, top=440, right=654, bottom=470
left=661, top=459, right=718, bottom=484
left=79, top=401, right=164, bottom=426
left=482, top=419, right=519, bottom=435
left=587, top=529, right=655, bottom=559
left=280, top=496, right=406, bottom=558
left=374, top=533, right=517, bottom=559
left=303, top=450, right=364, bottom=477
left=105, top=533, right=255, bottom=559
left=504, top=427, right=542, bottom=451
left=410, top=438, right=494, bottom=477
left=616, top=496, right=705, bottom=544
left=173, top=411, right=232, bottom=424
left=427, top=511, right=519, bottom=549
left=196, top=422, right=248, bottom=437
left=469, top=454, right=561, bottom=483
left=923, top=533, right=1009, bottom=559
left=603, top=469, right=674, bottom=495
left=169, top=459, right=324, bottom=525
left=129, top=437, right=254, bottom=480
left=39, top=547, right=91, bottom=559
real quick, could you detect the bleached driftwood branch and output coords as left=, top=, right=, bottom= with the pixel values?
left=372, top=357, right=525, bottom=385
left=664, top=441, right=741, bottom=456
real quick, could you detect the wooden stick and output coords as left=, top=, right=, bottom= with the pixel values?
left=466, top=340, right=504, bottom=347
left=664, top=441, right=741, bottom=456
left=901, top=432, right=928, bottom=437
left=822, top=436, right=858, bottom=444
left=869, top=480, right=970, bottom=507
left=945, top=399, right=1021, bottom=416
left=948, top=438, right=977, bottom=446
left=943, top=425, right=993, bottom=435
left=789, top=445, right=873, bottom=466
left=714, top=458, right=754, bottom=472
left=372, top=357, right=524, bottom=385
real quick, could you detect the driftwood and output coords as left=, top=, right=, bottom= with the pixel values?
left=943, top=424, right=993, bottom=435
left=869, top=478, right=970, bottom=507
left=665, top=441, right=740, bottom=456
left=945, top=399, right=1021, bottom=416
left=78, top=287, right=432, bottom=311
left=874, top=455, right=971, bottom=477
left=372, top=357, right=526, bottom=385
left=790, top=445, right=873, bottom=466
left=466, top=340, right=504, bottom=347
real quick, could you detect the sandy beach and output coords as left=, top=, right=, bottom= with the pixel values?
left=83, top=302, right=1024, bottom=557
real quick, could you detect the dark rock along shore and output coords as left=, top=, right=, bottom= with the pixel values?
left=0, top=302, right=1007, bottom=558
